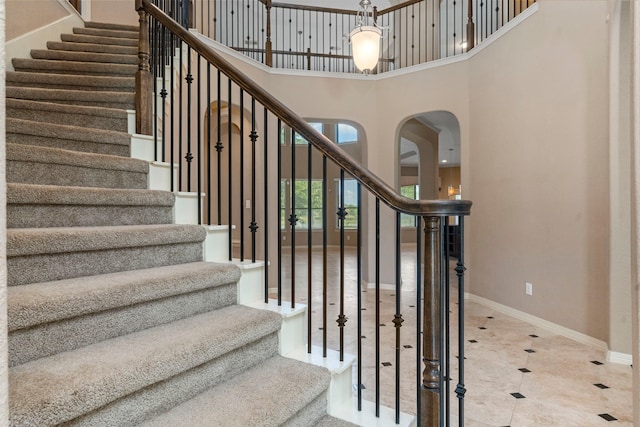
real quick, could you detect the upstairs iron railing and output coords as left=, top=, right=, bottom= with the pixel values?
left=155, top=0, right=535, bottom=74
left=136, top=0, right=472, bottom=424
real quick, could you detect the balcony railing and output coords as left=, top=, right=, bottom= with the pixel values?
left=164, top=0, right=535, bottom=73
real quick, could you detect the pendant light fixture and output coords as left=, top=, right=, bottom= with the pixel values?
left=350, top=0, right=382, bottom=74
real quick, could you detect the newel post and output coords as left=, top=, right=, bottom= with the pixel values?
left=135, top=0, right=153, bottom=136
left=265, top=0, right=273, bottom=67
left=421, top=216, right=441, bottom=427
left=466, top=0, right=475, bottom=51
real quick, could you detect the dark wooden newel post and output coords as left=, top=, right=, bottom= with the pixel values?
left=466, top=0, right=475, bottom=51
left=265, top=0, right=273, bottom=67
left=135, top=0, right=153, bottom=135
left=422, top=216, right=441, bottom=427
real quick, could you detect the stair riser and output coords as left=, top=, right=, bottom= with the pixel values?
left=7, top=160, right=147, bottom=189
left=63, top=333, right=279, bottom=427
left=47, top=41, right=138, bottom=56
left=6, top=107, right=128, bottom=133
left=85, top=22, right=139, bottom=32
left=8, top=242, right=204, bottom=286
left=7, top=98, right=134, bottom=110
left=73, top=27, right=138, bottom=40
left=283, top=392, right=329, bottom=427
left=10, top=283, right=237, bottom=366
left=12, top=59, right=136, bottom=77
left=7, top=81, right=133, bottom=93
left=6, top=134, right=130, bottom=157
left=61, top=33, right=138, bottom=47
left=30, top=50, right=139, bottom=65
left=8, top=205, right=173, bottom=228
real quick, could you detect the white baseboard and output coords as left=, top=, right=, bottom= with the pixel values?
left=607, top=351, right=633, bottom=366
left=466, top=293, right=609, bottom=353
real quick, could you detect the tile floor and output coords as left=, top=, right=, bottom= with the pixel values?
left=273, top=245, right=633, bottom=426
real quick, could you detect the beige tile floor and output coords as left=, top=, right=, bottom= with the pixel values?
left=273, top=245, right=633, bottom=426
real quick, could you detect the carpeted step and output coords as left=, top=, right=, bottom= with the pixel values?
left=6, top=86, right=134, bottom=110
left=12, top=58, right=136, bottom=76
left=61, top=33, right=138, bottom=47
left=8, top=262, right=240, bottom=366
left=7, top=224, right=207, bottom=286
left=85, top=21, right=139, bottom=32
left=6, top=71, right=134, bottom=92
left=46, top=40, right=137, bottom=56
left=6, top=99, right=129, bottom=132
left=7, top=117, right=131, bottom=156
left=7, top=144, right=148, bottom=189
left=7, top=183, right=174, bottom=228
left=141, top=356, right=332, bottom=427
left=29, top=49, right=138, bottom=65
left=73, top=26, right=138, bottom=40
left=9, top=305, right=282, bottom=427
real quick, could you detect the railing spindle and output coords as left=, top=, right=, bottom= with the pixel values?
left=307, top=139, right=312, bottom=353
left=239, top=89, right=245, bottom=261
left=250, top=97, right=258, bottom=262
left=228, top=78, right=233, bottom=260
left=263, top=107, right=269, bottom=302
left=394, top=211, right=402, bottom=424
left=375, top=197, right=381, bottom=417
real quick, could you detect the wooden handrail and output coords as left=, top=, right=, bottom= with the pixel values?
left=141, top=0, right=471, bottom=217
left=377, top=0, right=423, bottom=16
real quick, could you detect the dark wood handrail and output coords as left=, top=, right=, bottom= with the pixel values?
left=141, top=0, right=471, bottom=217
left=377, top=0, right=424, bottom=15
left=233, top=46, right=395, bottom=63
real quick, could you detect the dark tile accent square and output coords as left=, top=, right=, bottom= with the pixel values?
left=594, top=383, right=610, bottom=389
left=487, top=316, right=494, bottom=319
left=382, top=362, right=392, bottom=367
left=361, top=308, right=367, bottom=311
left=318, top=327, right=323, bottom=330
left=598, top=414, right=618, bottom=422
left=380, top=323, right=386, bottom=326
left=529, top=334, right=539, bottom=338
left=510, top=392, right=526, bottom=399
left=329, top=302, right=335, bottom=306
left=403, top=345, right=413, bottom=349
left=479, top=327, right=487, bottom=330
left=468, top=339, right=478, bottom=343
left=519, top=368, right=531, bottom=373
left=390, top=294, right=395, bottom=297
left=591, top=360, right=604, bottom=366
left=409, top=305, right=415, bottom=308
left=358, top=384, right=366, bottom=390
left=524, top=349, right=536, bottom=353
left=361, top=335, right=367, bottom=339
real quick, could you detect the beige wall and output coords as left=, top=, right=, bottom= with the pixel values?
left=468, top=0, right=610, bottom=341
left=90, top=0, right=137, bottom=26
left=6, top=0, right=68, bottom=41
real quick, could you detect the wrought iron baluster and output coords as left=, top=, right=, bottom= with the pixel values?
left=206, top=63, right=211, bottom=225
left=216, top=70, right=222, bottom=225
left=307, top=137, right=312, bottom=353
left=263, top=107, right=269, bottom=302
left=394, top=211, right=403, bottom=424
left=185, top=46, right=193, bottom=193
left=456, top=216, right=467, bottom=426
left=337, top=169, right=347, bottom=361
left=249, top=97, right=258, bottom=263
left=196, top=53, right=202, bottom=224
left=290, top=129, right=297, bottom=309
left=277, top=119, right=282, bottom=306
left=356, top=181, right=362, bottom=410
left=178, top=40, right=183, bottom=191
left=228, top=78, right=233, bottom=261
left=322, top=155, right=328, bottom=357
left=240, top=89, right=245, bottom=261
left=416, top=217, right=423, bottom=427
left=169, top=31, right=175, bottom=192
left=375, top=197, right=381, bottom=417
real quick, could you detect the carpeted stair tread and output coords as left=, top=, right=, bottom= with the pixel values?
left=6, top=99, right=129, bottom=132
left=8, top=262, right=241, bottom=366
left=61, top=33, right=138, bottom=47
left=314, top=416, right=359, bottom=426
left=8, top=262, right=240, bottom=332
left=85, top=21, right=139, bottom=32
left=73, top=26, right=138, bottom=40
left=7, top=224, right=206, bottom=286
left=46, top=41, right=137, bottom=56
left=141, top=355, right=332, bottom=427
left=6, top=71, right=134, bottom=92
left=9, top=305, right=283, bottom=427
left=7, top=117, right=131, bottom=156
left=29, top=48, right=138, bottom=65
left=12, top=58, right=136, bottom=76
left=7, top=183, right=174, bottom=228
left=7, top=143, right=147, bottom=189
left=7, top=224, right=206, bottom=257
left=6, top=86, right=134, bottom=110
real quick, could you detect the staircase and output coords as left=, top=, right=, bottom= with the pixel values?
left=6, top=21, right=354, bottom=426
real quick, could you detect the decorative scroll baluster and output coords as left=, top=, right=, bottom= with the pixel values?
left=422, top=216, right=442, bottom=427
left=394, top=212, right=404, bottom=424
left=216, top=70, right=222, bottom=225
left=185, top=47, right=193, bottom=192
left=249, top=98, right=259, bottom=262
left=337, top=170, right=347, bottom=361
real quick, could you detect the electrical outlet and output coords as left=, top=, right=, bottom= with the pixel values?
left=525, top=282, right=533, bottom=296
left=245, top=199, right=251, bottom=209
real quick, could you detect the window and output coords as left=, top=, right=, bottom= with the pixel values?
left=400, top=185, right=419, bottom=228
left=336, top=179, right=359, bottom=229
left=336, top=123, right=358, bottom=144
left=294, top=122, right=323, bottom=145
left=280, top=179, right=323, bottom=230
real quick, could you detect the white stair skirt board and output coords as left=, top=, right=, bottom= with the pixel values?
left=127, top=110, right=136, bottom=135
left=148, top=161, right=178, bottom=191
left=245, top=299, right=307, bottom=357
left=232, top=259, right=266, bottom=306
left=331, top=398, right=415, bottom=427
left=173, top=192, right=205, bottom=225
left=203, top=225, right=235, bottom=263
left=130, top=133, right=155, bottom=162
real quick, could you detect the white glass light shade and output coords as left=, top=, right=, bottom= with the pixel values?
left=350, top=26, right=381, bottom=73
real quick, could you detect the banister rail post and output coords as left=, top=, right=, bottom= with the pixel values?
left=135, top=0, right=153, bottom=136
left=422, top=216, right=441, bottom=426
left=466, top=0, right=475, bottom=51
left=265, top=0, right=273, bottom=67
